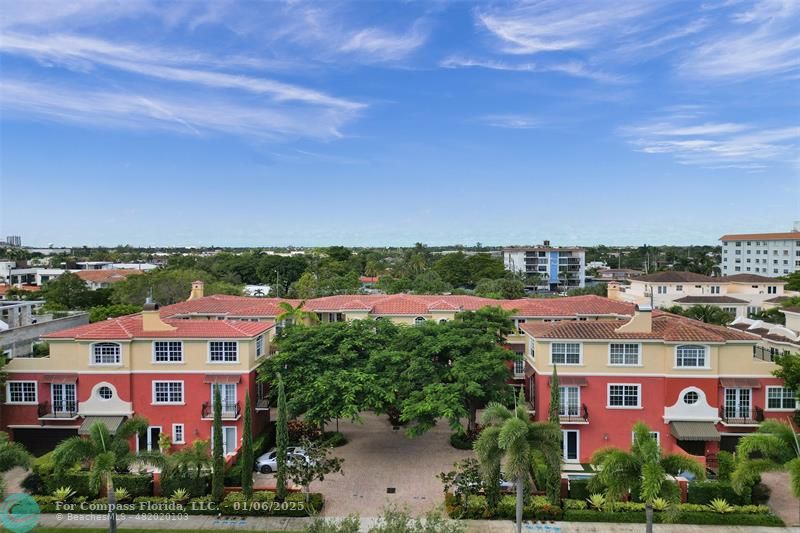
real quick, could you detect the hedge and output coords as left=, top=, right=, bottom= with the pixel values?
left=160, top=472, right=209, bottom=499
left=445, top=493, right=562, bottom=520
left=448, top=432, right=474, bottom=450
left=43, top=472, right=152, bottom=498
left=687, top=481, right=750, bottom=505
left=567, top=478, right=591, bottom=501
left=32, top=490, right=323, bottom=517
left=563, top=510, right=783, bottom=526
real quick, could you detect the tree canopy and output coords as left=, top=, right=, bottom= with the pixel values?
left=258, top=307, right=517, bottom=436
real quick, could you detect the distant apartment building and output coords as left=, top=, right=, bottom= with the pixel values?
left=609, top=271, right=793, bottom=317
left=503, top=242, right=586, bottom=289
left=5, top=236, right=22, bottom=247
left=720, top=223, right=800, bottom=277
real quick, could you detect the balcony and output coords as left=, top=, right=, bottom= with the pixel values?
left=201, top=401, right=241, bottom=420
left=38, top=401, right=78, bottom=420
left=719, top=405, right=764, bottom=426
left=560, top=404, right=589, bottom=424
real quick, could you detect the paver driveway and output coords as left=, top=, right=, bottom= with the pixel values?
left=255, top=412, right=472, bottom=517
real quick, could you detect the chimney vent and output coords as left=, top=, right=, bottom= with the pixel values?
left=188, top=280, right=205, bottom=301
left=615, top=304, right=653, bottom=334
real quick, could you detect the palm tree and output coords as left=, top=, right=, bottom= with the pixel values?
left=167, top=439, right=211, bottom=478
left=683, top=305, right=734, bottom=326
left=0, top=431, right=32, bottom=495
left=51, top=418, right=165, bottom=533
left=590, top=422, right=705, bottom=533
left=276, top=301, right=319, bottom=327
left=732, top=420, right=800, bottom=523
left=475, top=390, right=561, bottom=533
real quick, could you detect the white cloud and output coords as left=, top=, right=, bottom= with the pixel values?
left=482, top=114, right=539, bottom=129
left=680, top=0, right=800, bottom=79
left=339, top=22, right=428, bottom=62
left=439, top=56, right=626, bottom=83
left=475, top=1, right=658, bottom=55
left=623, top=112, right=800, bottom=169
left=0, top=79, right=359, bottom=140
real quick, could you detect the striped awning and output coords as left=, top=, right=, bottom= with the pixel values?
left=720, top=378, right=761, bottom=389
left=670, top=421, right=720, bottom=442
left=43, top=374, right=78, bottom=384
left=549, top=376, right=588, bottom=386
left=79, top=416, right=125, bottom=435
left=203, top=374, right=241, bottom=384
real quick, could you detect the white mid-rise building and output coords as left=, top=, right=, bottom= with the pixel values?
left=720, top=223, right=800, bottom=277
left=503, top=241, right=586, bottom=289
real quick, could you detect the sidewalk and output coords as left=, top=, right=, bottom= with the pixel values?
left=33, top=513, right=800, bottom=532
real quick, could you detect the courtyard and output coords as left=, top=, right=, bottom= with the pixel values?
left=255, top=412, right=472, bottom=517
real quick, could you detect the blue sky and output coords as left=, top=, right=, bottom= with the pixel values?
left=1, top=0, right=798, bottom=247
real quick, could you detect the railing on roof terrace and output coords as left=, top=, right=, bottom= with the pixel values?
left=753, top=346, right=782, bottom=362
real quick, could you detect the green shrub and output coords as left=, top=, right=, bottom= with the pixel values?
left=448, top=432, right=474, bottom=450
left=21, top=472, right=44, bottom=495
left=751, top=482, right=771, bottom=505
left=320, top=431, right=347, bottom=447
left=112, top=473, right=152, bottom=498
left=563, top=499, right=587, bottom=511
left=687, top=481, right=750, bottom=505
left=563, top=510, right=783, bottom=526
left=224, top=460, right=243, bottom=487
left=445, top=493, right=560, bottom=520
left=568, top=478, right=591, bottom=500
left=160, top=471, right=209, bottom=498
left=716, top=451, right=735, bottom=482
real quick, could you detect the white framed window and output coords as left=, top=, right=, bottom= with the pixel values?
left=550, top=343, right=581, bottom=365
left=153, top=381, right=184, bottom=404
left=172, top=423, right=185, bottom=444
left=766, top=386, right=797, bottom=411
left=414, top=316, right=426, bottom=326
left=608, top=384, right=641, bottom=408
left=710, top=286, right=720, bottom=294
left=91, top=342, right=121, bottom=365
left=209, top=341, right=238, bottom=363
left=513, top=358, right=525, bottom=377
left=675, top=345, right=708, bottom=368
left=255, top=335, right=265, bottom=358
left=657, top=286, right=667, bottom=294
left=609, top=343, right=640, bottom=366
left=632, top=431, right=660, bottom=445
left=6, top=381, right=37, bottom=404
left=153, top=341, right=183, bottom=363
left=724, top=388, right=751, bottom=419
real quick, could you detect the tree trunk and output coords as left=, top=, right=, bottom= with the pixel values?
left=515, top=474, right=523, bottom=533
left=645, top=502, right=653, bottom=533
left=107, top=474, right=117, bottom=533
left=467, top=403, right=477, bottom=433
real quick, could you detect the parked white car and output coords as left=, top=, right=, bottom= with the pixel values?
left=254, top=446, right=309, bottom=474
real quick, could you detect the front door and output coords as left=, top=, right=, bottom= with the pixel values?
left=51, top=383, right=76, bottom=413
left=724, top=388, right=751, bottom=419
left=563, top=430, right=579, bottom=462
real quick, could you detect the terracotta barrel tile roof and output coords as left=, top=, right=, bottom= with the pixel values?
left=44, top=313, right=274, bottom=340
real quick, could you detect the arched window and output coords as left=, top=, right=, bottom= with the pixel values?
left=91, top=343, right=121, bottom=365
left=414, top=317, right=426, bottom=326
left=438, top=319, right=447, bottom=324
left=675, top=345, right=707, bottom=368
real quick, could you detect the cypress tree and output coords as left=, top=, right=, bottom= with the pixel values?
left=241, top=391, right=254, bottom=498
left=275, top=373, right=289, bottom=501
left=211, top=385, right=225, bottom=503
left=546, top=365, right=562, bottom=504
left=548, top=365, right=560, bottom=424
